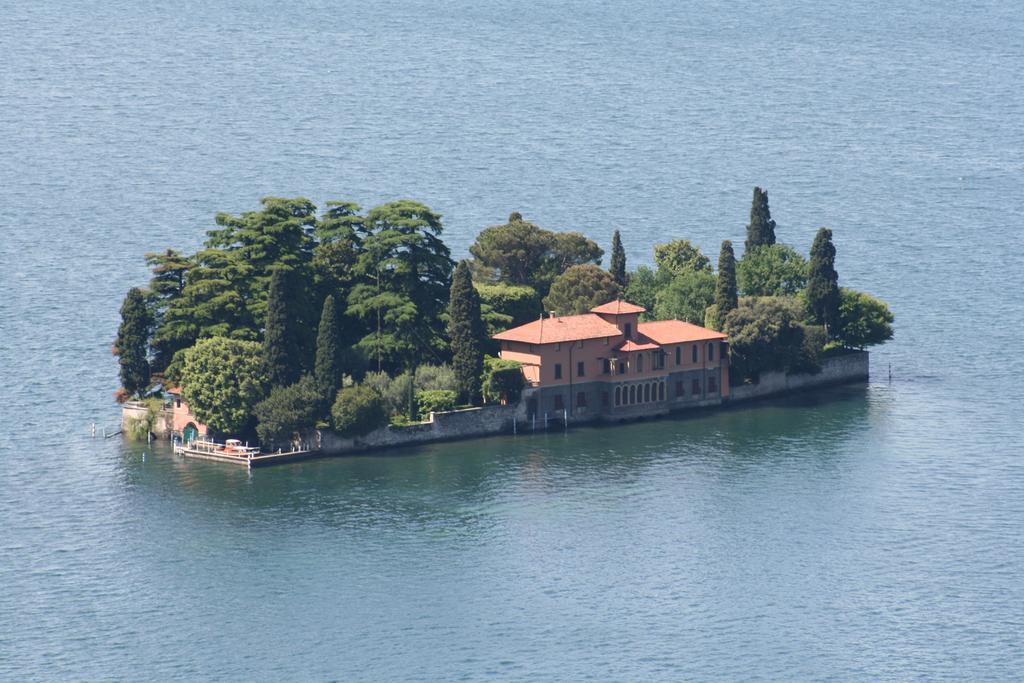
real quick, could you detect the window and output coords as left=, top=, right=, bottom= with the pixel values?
left=615, top=386, right=621, bottom=406
left=676, top=381, right=684, bottom=397
left=708, top=343, right=714, bottom=361
left=577, top=340, right=584, bottom=349
left=692, top=378, right=701, bottom=395
left=644, top=384, right=651, bottom=402
left=692, top=345, right=698, bottom=363
left=658, top=382, right=665, bottom=401
left=576, top=391, right=587, bottom=408
left=604, top=337, right=609, bottom=345
left=637, top=354, right=644, bottom=372
left=624, top=322, right=632, bottom=339
left=618, top=360, right=626, bottom=375
left=554, top=395, right=564, bottom=410
left=653, top=351, right=665, bottom=370
left=629, top=385, right=636, bottom=404
left=175, top=398, right=181, bottom=408
left=709, top=376, right=718, bottom=393
left=555, top=342, right=561, bottom=351
left=577, top=361, right=585, bottom=377
left=602, top=391, right=609, bottom=407
left=602, top=359, right=611, bottom=374
left=675, top=346, right=681, bottom=365
left=554, top=363, right=562, bottom=380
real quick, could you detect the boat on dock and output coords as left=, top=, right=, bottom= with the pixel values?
left=173, top=438, right=318, bottom=468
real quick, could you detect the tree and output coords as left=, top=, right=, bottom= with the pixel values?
left=114, top=287, right=153, bottom=398
left=475, top=282, right=541, bottom=334
left=807, top=227, right=841, bottom=336
left=416, top=389, right=457, bottom=417
left=714, top=240, right=739, bottom=326
left=346, top=200, right=454, bottom=373
left=737, top=243, right=808, bottom=297
left=314, top=295, right=343, bottom=405
left=654, top=240, right=712, bottom=277
left=312, top=201, right=363, bottom=306
left=414, top=364, right=458, bottom=392
left=448, top=261, right=486, bottom=405
left=468, top=213, right=602, bottom=295
left=180, top=337, right=269, bottom=435
left=654, top=270, right=716, bottom=324
left=624, top=266, right=667, bottom=320
left=745, top=186, right=777, bottom=251
left=264, top=268, right=302, bottom=387
left=331, top=385, right=387, bottom=437
left=836, top=289, right=894, bottom=349
left=144, top=249, right=193, bottom=372
left=722, top=297, right=819, bottom=381
left=254, top=376, right=320, bottom=446
left=542, top=264, right=620, bottom=316
left=482, top=357, right=525, bottom=404
left=609, top=230, right=627, bottom=288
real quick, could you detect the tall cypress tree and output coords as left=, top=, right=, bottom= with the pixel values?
left=264, top=268, right=300, bottom=387
left=609, top=230, right=627, bottom=288
left=115, top=287, right=153, bottom=397
left=314, top=294, right=342, bottom=405
left=745, top=186, right=777, bottom=252
left=448, top=260, right=486, bottom=405
left=807, top=227, right=841, bottom=337
left=716, top=240, right=738, bottom=319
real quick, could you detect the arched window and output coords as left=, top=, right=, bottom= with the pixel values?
left=658, top=382, right=665, bottom=401
left=629, top=385, right=636, bottom=404
left=644, top=384, right=651, bottom=402
left=615, top=386, right=621, bottom=406
left=692, top=345, right=698, bottom=363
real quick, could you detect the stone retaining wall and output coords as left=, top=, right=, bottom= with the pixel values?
left=727, top=351, right=869, bottom=403
left=120, top=402, right=173, bottom=436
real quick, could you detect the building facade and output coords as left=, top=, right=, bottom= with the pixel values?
left=494, top=300, right=729, bottom=421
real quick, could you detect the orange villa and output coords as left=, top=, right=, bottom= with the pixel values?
left=494, top=299, right=729, bottom=420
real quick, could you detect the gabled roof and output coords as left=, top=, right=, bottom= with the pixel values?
left=493, top=313, right=621, bottom=344
left=590, top=300, right=646, bottom=315
left=616, top=339, right=660, bottom=352
left=638, top=320, right=727, bottom=344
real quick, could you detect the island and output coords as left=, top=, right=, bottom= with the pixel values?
left=117, top=187, right=894, bottom=466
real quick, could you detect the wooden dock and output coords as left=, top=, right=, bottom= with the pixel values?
left=173, top=440, right=320, bottom=468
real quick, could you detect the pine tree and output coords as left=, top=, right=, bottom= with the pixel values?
left=807, top=227, right=841, bottom=337
left=609, top=230, right=627, bottom=288
left=745, top=186, right=777, bottom=252
left=115, top=287, right=153, bottom=397
left=314, top=295, right=342, bottom=405
left=448, top=260, right=486, bottom=405
left=716, top=240, right=738, bottom=318
left=264, top=268, right=301, bottom=387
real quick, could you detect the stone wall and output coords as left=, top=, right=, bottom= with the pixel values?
left=120, top=401, right=173, bottom=436
left=728, top=350, right=869, bottom=403
left=320, top=389, right=535, bottom=456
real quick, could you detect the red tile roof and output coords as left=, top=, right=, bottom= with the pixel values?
left=616, top=339, right=660, bottom=352
left=638, top=320, right=727, bottom=344
left=493, top=313, right=622, bottom=344
left=590, top=300, right=646, bottom=315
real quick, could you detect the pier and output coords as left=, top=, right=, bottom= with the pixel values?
left=173, top=438, right=319, bottom=469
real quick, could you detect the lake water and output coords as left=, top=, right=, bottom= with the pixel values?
left=2, top=0, right=1023, bottom=679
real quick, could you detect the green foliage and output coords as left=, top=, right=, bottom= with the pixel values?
left=254, top=376, right=320, bottom=445
left=144, top=249, right=193, bottom=372
left=715, top=240, right=738, bottom=322
left=115, top=287, right=153, bottom=397
left=542, top=264, right=620, bottom=316
left=624, top=266, right=668, bottom=320
left=482, top=356, right=525, bottom=404
left=346, top=200, right=453, bottom=372
left=745, top=186, right=777, bottom=251
left=609, top=230, right=627, bottom=288
left=314, top=295, right=342, bottom=404
left=448, top=261, right=486, bottom=405
left=264, top=268, right=304, bottom=387
left=180, top=337, right=269, bottom=435
left=737, top=244, right=808, bottom=297
left=722, top=297, right=819, bottom=381
left=653, top=240, right=712, bottom=277
left=468, top=213, right=602, bottom=295
left=704, top=303, right=721, bottom=331
left=654, top=270, right=717, bottom=324
left=807, top=227, right=841, bottom=335
left=313, top=201, right=362, bottom=301
left=331, top=385, right=387, bottom=437
left=414, top=364, right=458, bottom=392
left=363, top=371, right=414, bottom=417
left=416, top=389, right=457, bottom=417
left=125, top=398, right=165, bottom=441
left=475, top=282, right=540, bottom=333
left=836, top=288, right=894, bottom=349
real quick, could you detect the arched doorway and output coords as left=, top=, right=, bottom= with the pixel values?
left=183, top=422, right=199, bottom=444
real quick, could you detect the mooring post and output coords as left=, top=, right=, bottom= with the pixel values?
left=91, top=423, right=96, bottom=438
left=512, top=418, right=517, bottom=435
left=564, top=408, right=568, bottom=431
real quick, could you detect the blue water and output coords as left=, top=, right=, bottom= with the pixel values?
left=2, top=0, right=1023, bottom=679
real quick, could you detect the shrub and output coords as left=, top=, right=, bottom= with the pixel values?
left=417, top=389, right=457, bottom=417
left=254, top=376, right=320, bottom=446
left=836, top=288, right=894, bottom=349
left=414, top=364, right=458, bottom=393
left=331, top=385, right=387, bottom=438
left=482, top=356, right=525, bottom=404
